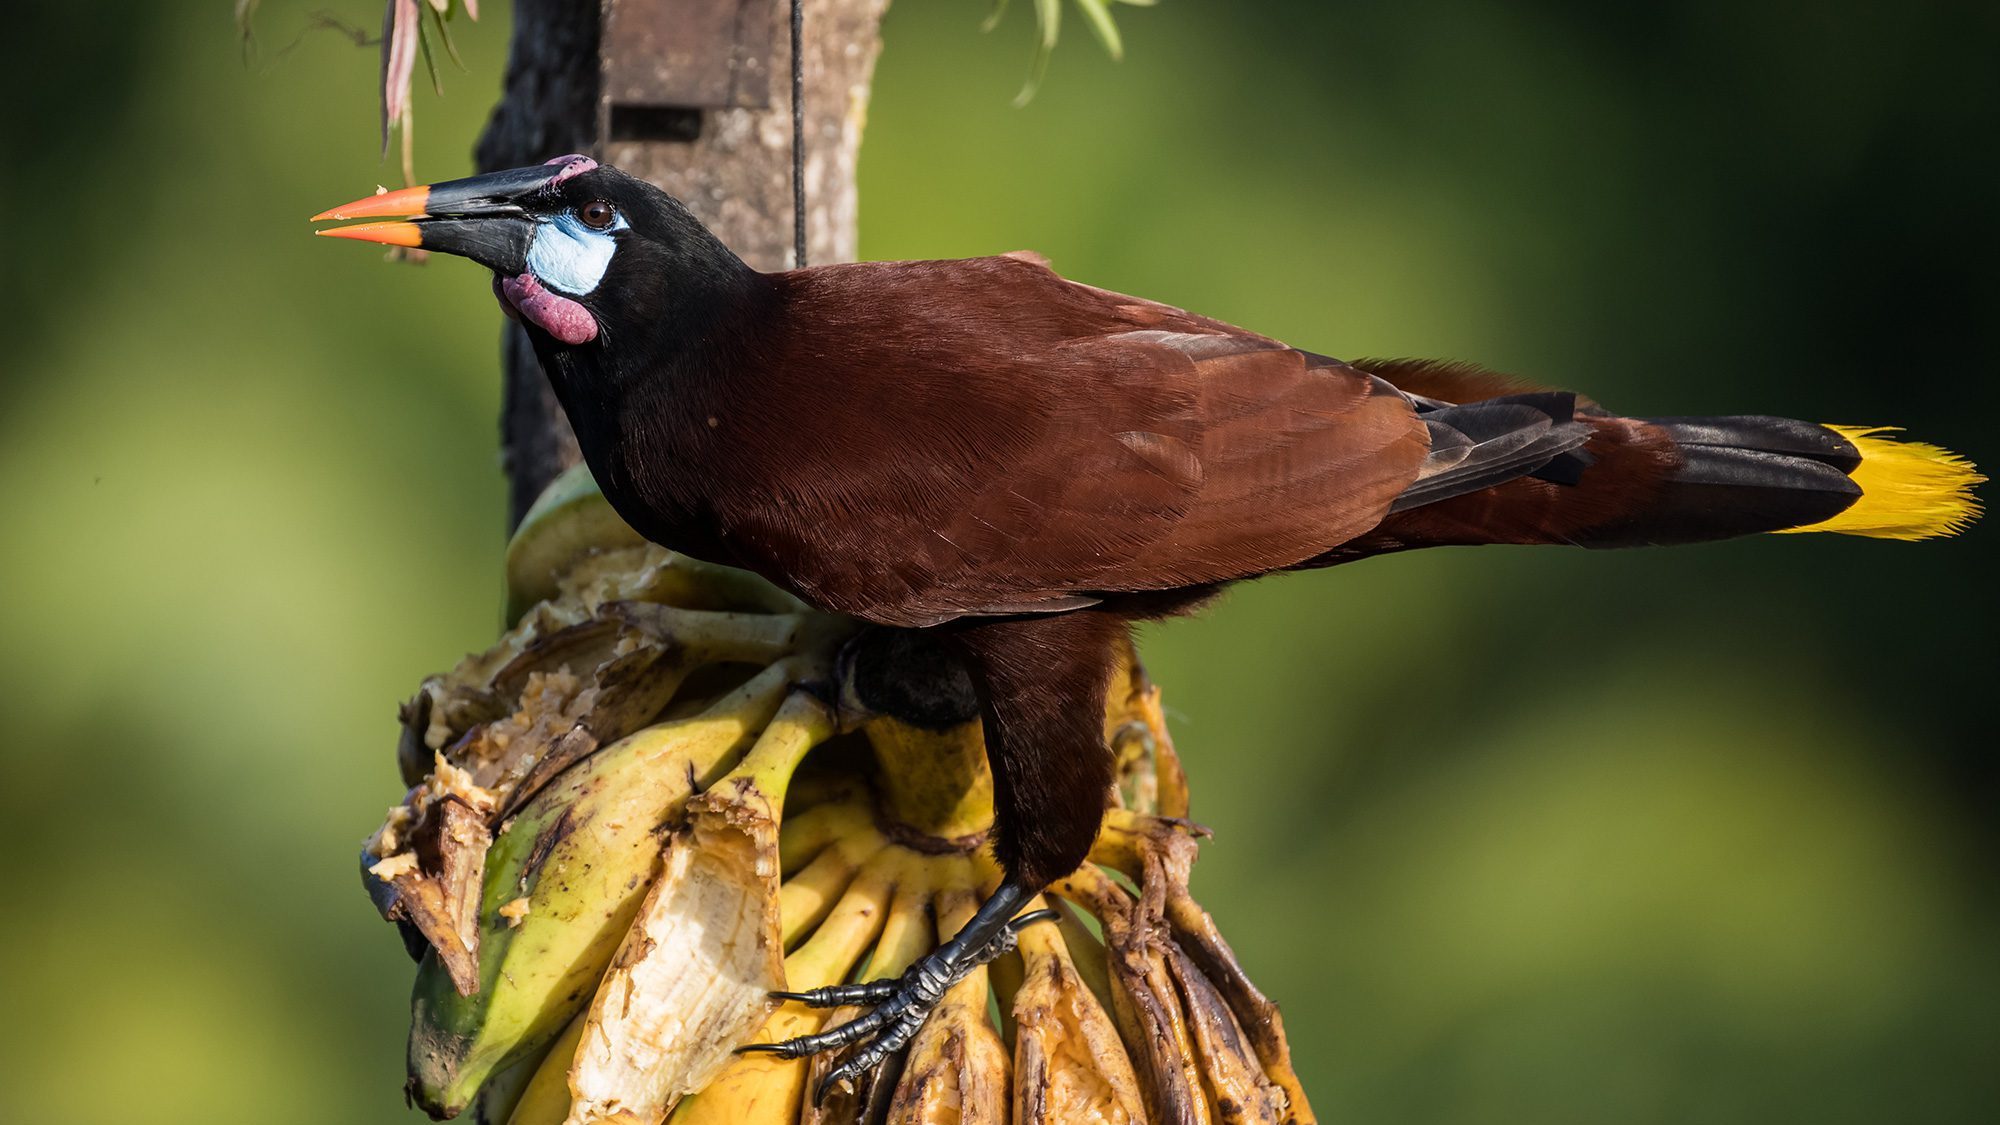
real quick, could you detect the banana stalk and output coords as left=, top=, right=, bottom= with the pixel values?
left=365, top=464, right=1316, bottom=1125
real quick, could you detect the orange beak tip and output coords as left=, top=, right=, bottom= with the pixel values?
left=309, top=184, right=433, bottom=223
left=316, top=221, right=425, bottom=249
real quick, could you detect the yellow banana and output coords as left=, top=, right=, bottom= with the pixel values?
left=777, top=818, right=887, bottom=949
left=505, top=1014, right=587, bottom=1125
left=470, top=1029, right=560, bottom=1125
left=776, top=799, right=876, bottom=878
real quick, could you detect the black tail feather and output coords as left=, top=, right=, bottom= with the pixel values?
left=1578, top=443, right=1861, bottom=547
left=1645, top=415, right=1862, bottom=472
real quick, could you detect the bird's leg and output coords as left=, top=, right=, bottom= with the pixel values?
left=771, top=908, right=1058, bottom=1009
left=741, top=612, right=1126, bottom=1103
left=742, top=884, right=1050, bottom=1082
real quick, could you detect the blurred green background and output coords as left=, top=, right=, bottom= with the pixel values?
left=3, top=1, right=1994, bottom=1122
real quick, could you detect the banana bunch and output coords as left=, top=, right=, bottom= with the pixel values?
left=364, top=464, right=1316, bottom=1125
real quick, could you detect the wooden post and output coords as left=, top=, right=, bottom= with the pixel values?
left=478, top=0, right=890, bottom=527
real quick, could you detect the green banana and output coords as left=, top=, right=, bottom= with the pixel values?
left=407, top=660, right=804, bottom=1118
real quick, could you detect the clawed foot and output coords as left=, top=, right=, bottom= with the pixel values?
left=738, top=903, right=1057, bottom=1103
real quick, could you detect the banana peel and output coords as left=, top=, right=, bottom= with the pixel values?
left=670, top=846, right=905, bottom=1125
left=365, top=763, right=496, bottom=991
left=366, top=467, right=1317, bottom=1124
left=1009, top=894, right=1147, bottom=1125
left=564, top=691, right=836, bottom=1125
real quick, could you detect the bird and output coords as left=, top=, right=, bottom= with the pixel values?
left=315, top=155, right=1980, bottom=1096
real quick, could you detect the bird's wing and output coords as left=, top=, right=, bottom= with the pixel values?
left=726, top=256, right=1431, bottom=626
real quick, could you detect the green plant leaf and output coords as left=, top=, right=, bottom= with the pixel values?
left=429, top=1, right=464, bottom=69
left=235, top=0, right=261, bottom=48
left=988, top=0, right=1151, bottom=104
left=1034, top=0, right=1062, bottom=49
left=1075, top=0, right=1123, bottom=59
left=981, top=0, right=1011, bottom=34
left=416, top=13, right=443, bottom=97
left=1012, top=0, right=1062, bottom=105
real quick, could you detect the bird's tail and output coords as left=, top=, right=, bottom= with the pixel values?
left=1334, top=359, right=1981, bottom=558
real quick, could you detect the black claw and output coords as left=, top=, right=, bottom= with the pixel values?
left=813, top=998, right=933, bottom=1104
left=747, top=999, right=903, bottom=1064
left=772, top=980, right=902, bottom=1008
left=1006, top=907, right=1060, bottom=933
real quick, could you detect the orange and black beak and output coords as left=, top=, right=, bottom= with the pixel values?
left=311, top=164, right=561, bottom=273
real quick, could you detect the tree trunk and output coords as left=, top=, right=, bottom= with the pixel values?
left=478, top=0, right=890, bottom=528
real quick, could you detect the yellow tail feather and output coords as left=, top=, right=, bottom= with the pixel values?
left=1778, top=426, right=1983, bottom=540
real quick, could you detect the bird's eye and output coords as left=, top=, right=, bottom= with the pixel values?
left=579, top=200, right=616, bottom=230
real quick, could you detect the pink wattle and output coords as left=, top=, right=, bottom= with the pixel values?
left=498, top=273, right=598, bottom=345
left=490, top=275, right=522, bottom=323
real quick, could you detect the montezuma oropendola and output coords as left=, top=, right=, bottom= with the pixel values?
left=316, top=155, right=1979, bottom=1095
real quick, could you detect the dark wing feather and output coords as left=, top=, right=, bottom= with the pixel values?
left=1393, top=394, right=1594, bottom=510
left=720, top=256, right=1431, bottom=626
left=1355, top=356, right=1603, bottom=488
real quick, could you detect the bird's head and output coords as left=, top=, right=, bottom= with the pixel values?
left=313, top=156, right=751, bottom=348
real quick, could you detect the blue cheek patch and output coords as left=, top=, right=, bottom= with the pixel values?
left=526, top=211, right=628, bottom=296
